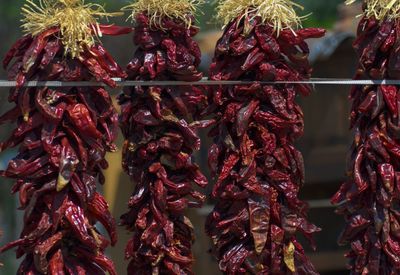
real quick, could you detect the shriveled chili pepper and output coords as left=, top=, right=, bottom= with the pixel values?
left=119, top=0, right=209, bottom=274
left=205, top=0, right=325, bottom=274
left=333, top=1, right=400, bottom=273
left=0, top=1, right=131, bottom=274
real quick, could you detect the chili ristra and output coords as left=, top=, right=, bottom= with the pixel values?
left=333, top=1, right=400, bottom=273
left=205, top=0, right=325, bottom=274
left=0, top=1, right=131, bottom=274
left=118, top=0, right=210, bottom=274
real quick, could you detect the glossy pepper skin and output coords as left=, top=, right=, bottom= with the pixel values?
left=205, top=14, right=325, bottom=274
left=332, top=15, right=400, bottom=274
left=0, top=25, right=130, bottom=274
left=118, top=12, right=209, bottom=274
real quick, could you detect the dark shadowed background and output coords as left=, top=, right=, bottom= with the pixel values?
left=0, top=0, right=359, bottom=274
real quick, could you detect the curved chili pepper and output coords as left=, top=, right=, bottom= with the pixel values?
left=0, top=24, right=129, bottom=274
left=119, top=12, right=208, bottom=274
left=205, top=13, right=325, bottom=274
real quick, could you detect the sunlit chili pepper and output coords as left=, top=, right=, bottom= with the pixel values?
left=205, top=0, right=325, bottom=274
left=333, top=1, right=400, bottom=273
left=118, top=0, right=209, bottom=274
left=0, top=1, right=131, bottom=274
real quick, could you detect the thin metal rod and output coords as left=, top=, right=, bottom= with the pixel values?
left=0, top=78, right=400, bottom=87
left=197, top=199, right=334, bottom=215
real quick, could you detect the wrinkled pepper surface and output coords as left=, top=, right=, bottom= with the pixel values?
left=0, top=22, right=130, bottom=274
left=118, top=11, right=209, bottom=274
left=333, top=3, right=400, bottom=273
left=205, top=11, right=325, bottom=274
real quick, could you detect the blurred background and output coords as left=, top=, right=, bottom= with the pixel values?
left=0, top=0, right=362, bottom=274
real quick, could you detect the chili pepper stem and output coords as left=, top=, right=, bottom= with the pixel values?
left=346, top=0, right=400, bottom=21
left=217, top=0, right=306, bottom=34
left=122, top=0, right=204, bottom=29
left=21, top=0, right=122, bottom=58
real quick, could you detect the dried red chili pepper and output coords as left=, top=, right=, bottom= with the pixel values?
left=0, top=1, right=131, bottom=274
left=333, top=1, right=400, bottom=273
left=205, top=1, right=325, bottom=274
left=119, top=1, right=209, bottom=274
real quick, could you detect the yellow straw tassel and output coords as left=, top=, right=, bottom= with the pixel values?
left=122, top=0, right=204, bottom=29
left=216, top=0, right=305, bottom=34
left=346, top=0, right=400, bottom=21
left=21, top=0, right=121, bottom=58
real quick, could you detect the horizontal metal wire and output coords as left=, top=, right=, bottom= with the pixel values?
left=0, top=78, right=400, bottom=87
left=197, top=199, right=334, bottom=215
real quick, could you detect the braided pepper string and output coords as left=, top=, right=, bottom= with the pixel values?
left=0, top=1, right=131, bottom=273
left=333, top=0, right=400, bottom=273
left=205, top=0, right=325, bottom=273
left=119, top=0, right=210, bottom=274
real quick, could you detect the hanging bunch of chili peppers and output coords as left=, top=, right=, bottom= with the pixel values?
left=333, top=0, right=400, bottom=273
left=0, top=0, right=131, bottom=273
left=205, top=0, right=325, bottom=273
left=118, top=0, right=210, bottom=274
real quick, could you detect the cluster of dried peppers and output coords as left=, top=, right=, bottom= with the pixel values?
left=0, top=0, right=131, bottom=274
left=118, top=0, right=209, bottom=274
left=333, top=0, right=400, bottom=273
left=205, top=0, right=325, bottom=274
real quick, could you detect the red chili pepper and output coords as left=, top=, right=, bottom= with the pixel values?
left=332, top=9, right=400, bottom=273
left=0, top=24, right=129, bottom=274
left=206, top=13, right=325, bottom=274
left=119, top=12, right=208, bottom=274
